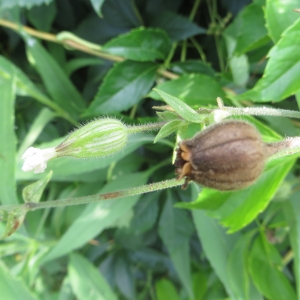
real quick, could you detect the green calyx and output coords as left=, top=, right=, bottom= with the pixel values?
left=55, top=118, right=128, bottom=158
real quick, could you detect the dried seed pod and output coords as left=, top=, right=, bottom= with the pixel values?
left=175, top=120, right=266, bottom=191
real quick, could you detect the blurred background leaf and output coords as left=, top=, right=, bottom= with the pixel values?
left=0, top=0, right=299, bottom=299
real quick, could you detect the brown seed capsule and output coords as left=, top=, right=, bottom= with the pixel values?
left=175, top=120, right=266, bottom=191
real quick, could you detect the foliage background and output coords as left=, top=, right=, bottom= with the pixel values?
left=1, top=0, right=300, bottom=299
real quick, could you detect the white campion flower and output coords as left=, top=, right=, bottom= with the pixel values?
left=22, top=147, right=57, bottom=174
left=22, top=118, right=129, bottom=173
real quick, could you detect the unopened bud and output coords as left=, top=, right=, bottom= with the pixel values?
left=55, top=118, right=128, bottom=158
left=22, top=118, right=128, bottom=173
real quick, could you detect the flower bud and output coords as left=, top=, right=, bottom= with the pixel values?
left=55, top=118, right=128, bottom=158
left=175, top=120, right=266, bottom=190
left=22, top=118, right=128, bottom=174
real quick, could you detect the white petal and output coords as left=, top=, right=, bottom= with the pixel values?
left=21, top=147, right=57, bottom=173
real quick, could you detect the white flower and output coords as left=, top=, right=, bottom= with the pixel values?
left=21, top=147, right=57, bottom=174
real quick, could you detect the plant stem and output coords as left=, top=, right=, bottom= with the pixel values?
left=181, top=40, right=187, bottom=62
left=266, top=137, right=300, bottom=160
left=217, top=106, right=300, bottom=119
left=0, top=18, right=179, bottom=81
left=206, top=0, right=225, bottom=72
left=189, top=0, right=201, bottom=21
left=22, top=178, right=185, bottom=211
left=164, top=42, right=178, bottom=68
left=131, top=0, right=144, bottom=25
left=129, top=104, right=138, bottom=119
left=127, top=122, right=166, bottom=134
left=190, top=37, right=207, bottom=61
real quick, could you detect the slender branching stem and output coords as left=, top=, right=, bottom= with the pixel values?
left=0, top=18, right=178, bottom=81
left=20, top=178, right=185, bottom=211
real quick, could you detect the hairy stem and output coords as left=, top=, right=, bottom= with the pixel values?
left=22, top=178, right=185, bottom=211
left=127, top=122, right=166, bottom=134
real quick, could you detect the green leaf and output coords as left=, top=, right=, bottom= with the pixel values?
left=84, top=61, right=157, bottom=116
left=235, top=3, right=270, bottom=55
left=17, top=108, right=56, bottom=158
left=103, top=27, right=171, bottom=61
left=227, top=231, right=263, bottom=300
left=154, top=120, right=184, bottom=143
left=191, top=270, right=208, bottom=300
left=192, top=185, right=241, bottom=299
left=90, top=0, right=105, bottom=17
left=237, top=18, right=300, bottom=102
left=284, top=190, right=300, bottom=299
left=148, top=11, right=206, bottom=41
left=177, top=155, right=296, bottom=232
left=0, top=55, right=72, bottom=123
left=171, top=60, right=215, bottom=77
left=114, top=256, right=136, bottom=299
left=68, top=253, right=118, bottom=300
left=27, top=1, right=56, bottom=32
left=129, top=193, right=159, bottom=234
left=23, top=35, right=85, bottom=120
left=42, top=172, right=149, bottom=263
left=0, top=262, right=36, bottom=300
left=0, top=0, right=53, bottom=8
left=0, top=76, right=18, bottom=205
left=151, top=74, right=225, bottom=107
left=22, top=171, right=53, bottom=203
left=156, top=278, right=181, bottom=300
left=159, top=191, right=194, bottom=298
left=249, top=234, right=296, bottom=300
left=224, top=18, right=249, bottom=86
left=65, top=57, right=103, bottom=76
left=58, top=277, right=74, bottom=300
left=153, top=88, right=204, bottom=123
left=156, top=111, right=181, bottom=122
left=265, top=0, right=299, bottom=43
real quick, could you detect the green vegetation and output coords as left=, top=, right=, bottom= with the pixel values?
left=1, top=0, right=300, bottom=299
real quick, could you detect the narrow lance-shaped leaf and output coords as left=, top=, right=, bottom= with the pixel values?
left=0, top=74, right=18, bottom=205
left=227, top=231, right=263, bottom=300
left=154, top=89, right=204, bottom=123
left=0, top=55, right=73, bottom=123
left=23, top=33, right=85, bottom=120
left=0, top=262, right=36, bottom=300
left=283, top=190, right=300, bottom=299
left=17, top=108, right=56, bottom=158
left=68, top=252, right=118, bottom=300
left=159, top=191, right=194, bottom=298
left=192, top=184, right=241, bottom=299
left=154, top=120, right=184, bottom=143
